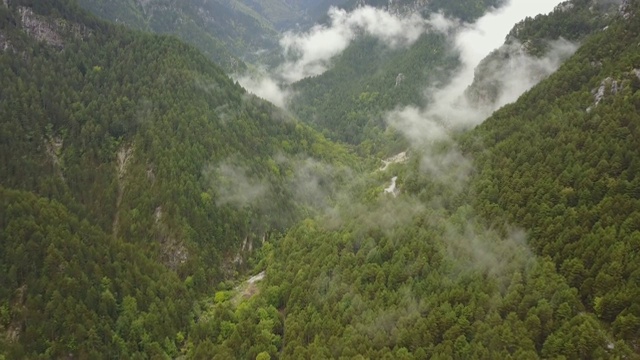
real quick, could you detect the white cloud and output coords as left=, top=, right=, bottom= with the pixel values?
left=236, top=73, right=292, bottom=108
left=388, top=0, right=570, bottom=141
left=430, top=0, right=568, bottom=127
left=386, top=0, right=570, bottom=188
left=204, top=163, right=269, bottom=208
left=278, top=6, right=429, bottom=82
left=489, top=38, right=578, bottom=107
left=237, top=5, right=441, bottom=106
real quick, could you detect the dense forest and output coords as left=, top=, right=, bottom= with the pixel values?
left=0, top=0, right=354, bottom=356
left=74, top=0, right=281, bottom=70
left=1, top=0, right=640, bottom=358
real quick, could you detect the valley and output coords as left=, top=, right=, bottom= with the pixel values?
left=1, top=0, right=639, bottom=358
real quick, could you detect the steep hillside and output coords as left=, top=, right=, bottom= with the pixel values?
left=289, top=0, right=620, bottom=154
left=325, top=0, right=503, bottom=20
left=464, top=0, right=640, bottom=347
left=0, top=0, right=357, bottom=274
left=75, top=0, right=281, bottom=70
left=179, top=0, right=640, bottom=358
left=466, top=0, right=621, bottom=108
left=286, top=0, right=514, bottom=150
left=0, top=0, right=356, bottom=356
left=0, top=187, right=193, bottom=357
left=2, top=0, right=640, bottom=358
left=290, top=32, right=458, bottom=147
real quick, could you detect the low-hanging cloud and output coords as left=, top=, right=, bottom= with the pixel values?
left=278, top=6, right=429, bottom=83
left=236, top=8, right=461, bottom=108
left=471, top=38, right=578, bottom=109
left=283, top=156, right=343, bottom=211
left=204, top=162, right=269, bottom=208
left=236, top=72, right=292, bottom=108
left=383, top=0, right=569, bottom=274
left=387, top=0, right=572, bottom=147
left=422, top=0, right=571, bottom=129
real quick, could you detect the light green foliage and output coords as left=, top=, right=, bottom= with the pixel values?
left=214, top=291, right=232, bottom=304
left=256, top=352, right=271, bottom=360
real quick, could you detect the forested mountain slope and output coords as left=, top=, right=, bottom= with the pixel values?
left=464, top=0, right=640, bottom=346
left=290, top=32, right=458, bottom=147
left=2, top=0, right=640, bottom=358
left=284, top=0, right=518, bottom=149
left=0, top=188, right=193, bottom=358
left=466, top=0, right=622, bottom=108
left=179, top=0, right=640, bottom=358
left=0, top=0, right=355, bottom=356
left=76, top=0, right=282, bottom=70
left=289, top=0, right=619, bottom=152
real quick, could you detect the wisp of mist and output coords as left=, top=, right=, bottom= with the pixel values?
left=237, top=0, right=571, bottom=279
left=386, top=0, right=568, bottom=278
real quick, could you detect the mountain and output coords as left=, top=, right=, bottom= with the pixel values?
left=2, top=0, right=640, bottom=358
left=466, top=0, right=621, bottom=108
left=0, top=0, right=355, bottom=356
left=465, top=0, right=640, bottom=346
left=317, top=0, right=504, bottom=20
left=75, top=0, right=284, bottom=70
left=0, top=187, right=193, bottom=358
left=289, top=32, right=458, bottom=146
left=75, top=0, right=501, bottom=74
left=285, top=0, right=509, bottom=150
left=181, top=0, right=640, bottom=357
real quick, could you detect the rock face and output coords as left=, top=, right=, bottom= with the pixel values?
left=153, top=204, right=190, bottom=271
left=0, top=32, right=10, bottom=52
left=384, top=176, right=399, bottom=197
left=587, top=70, right=640, bottom=111
left=44, top=136, right=64, bottom=181
left=555, top=2, right=574, bottom=12
left=19, top=7, right=64, bottom=47
left=380, top=151, right=409, bottom=171
left=16, top=6, right=91, bottom=48
left=112, top=144, right=133, bottom=238
left=619, top=0, right=633, bottom=20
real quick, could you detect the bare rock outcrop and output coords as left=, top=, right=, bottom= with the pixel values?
left=619, top=0, right=633, bottom=20
left=0, top=31, right=11, bottom=52
left=387, top=0, right=430, bottom=16
left=44, top=135, right=65, bottom=181
left=17, top=6, right=92, bottom=48
left=112, top=144, right=133, bottom=238
left=19, top=7, right=64, bottom=47
left=588, top=69, right=640, bottom=111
